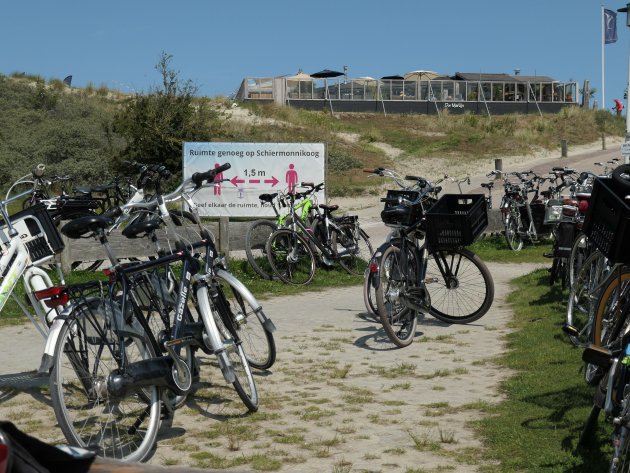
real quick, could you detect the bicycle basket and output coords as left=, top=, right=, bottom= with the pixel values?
left=425, top=194, right=487, bottom=247
left=380, top=190, right=423, bottom=227
left=1, top=204, right=64, bottom=263
left=582, top=177, right=630, bottom=264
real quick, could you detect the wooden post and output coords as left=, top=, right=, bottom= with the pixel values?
left=561, top=140, right=568, bottom=157
left=219, top=217, right=230, bottom=261
left=59, top=232, right=72, bottom=273
left=602, top=132, right=607, bottom=150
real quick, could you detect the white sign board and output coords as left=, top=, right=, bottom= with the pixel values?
left=622, top=142, right=630, bottom=156
left=183, top=142, right=326, bottom=217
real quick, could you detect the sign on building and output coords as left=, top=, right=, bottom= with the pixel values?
left=183, top=142, right=326, bottom=217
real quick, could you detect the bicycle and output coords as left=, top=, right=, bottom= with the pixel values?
left=265, top=184, right=372, bottom=285
left=245, top=184, right=320, bottom=280
left=39, top=164, right=271, bottom=461
left=373, top=176, right=494, bottom=347
left=0, top=166, right=67, bottom=375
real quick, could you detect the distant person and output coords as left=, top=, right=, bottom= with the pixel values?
left=614, top=98, right=624, bottom=117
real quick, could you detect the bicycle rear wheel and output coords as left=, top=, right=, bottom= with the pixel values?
left=426, top=248, right=494, bottom=324
left=375, top=245, right=418, bottom=348
left=50, top=299, right=161, bottom=462
left=504, top=213, right=524, bottom=251
left=245, top=219, right=277, bottom=280
left=266, top=229, right=316, bottom=285
left=335, top=225, right=373, bottom=276
left=215, top=271, right=276, bottom=370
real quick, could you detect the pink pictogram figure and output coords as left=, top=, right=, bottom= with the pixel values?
left=286, top=164, right=298, bottom=194
left=214, top=163, right=223, bottom=196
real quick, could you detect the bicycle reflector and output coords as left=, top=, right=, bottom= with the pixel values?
left=578, top=199, right=589, bottom=213
left=369, top=261, right=379, bottom=273
left=33, top=286, right=69, bottom=308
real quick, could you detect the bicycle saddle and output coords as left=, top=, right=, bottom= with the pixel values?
left=481, top=182, right=494, bottom=189
left=61, top=215, right=113, bottom=239
left=381, top=205, right=409, bottom=221
left=319, top=204, right=339, bottom=212
left=122, top=219, right=162, bottom=239
left=258, top=193, right=277, bottom=203
left=73, top=183, right=117, bottom=195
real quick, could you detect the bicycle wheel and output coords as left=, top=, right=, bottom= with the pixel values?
left=504, top=213, right=524, bottom=251
left=426, top=247, right=494, bottom=324
left=215, top=271, right=276, bottom=370
left=211, top=289, right=259, bottom=412
left=245, top=219, right=278, bottom=280
left=266, top=229, right=316, bottom=285
left=375, top=244, right=418, bottom=348
left=363, top=265, right=378, bottom=317
left=335, top=225, right=373, bottom=276
left=568, top=232, right=590, bottom=289
left=566, top=250, right=609, bottom=347
left=590, top=267, right=630, bottom=385
left=50, top=299, right=161, bottom=462
left=610, top=424, right=630, bottom=472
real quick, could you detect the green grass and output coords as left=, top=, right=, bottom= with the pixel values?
left=475, top=269, right=611, bottom=472
left=468, top=234, right=552, bottom=263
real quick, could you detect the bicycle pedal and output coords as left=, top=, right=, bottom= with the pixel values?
left=542, top=252, right=554, bottom=258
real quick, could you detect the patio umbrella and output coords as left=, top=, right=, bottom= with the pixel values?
left=310, top=69, right=344, bottom=78
left=404, top=70, right=440, bottom=81
left=285, top=71, right=314, bottom=81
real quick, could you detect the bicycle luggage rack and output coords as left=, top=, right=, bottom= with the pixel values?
left=425, top=194, right=487, bottom=247
left=582, top=177, right=630, bottom=264
left=0, top=204, right=64, bottom=263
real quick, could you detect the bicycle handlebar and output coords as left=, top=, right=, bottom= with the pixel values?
left=191, top=162, right=231, bottom=188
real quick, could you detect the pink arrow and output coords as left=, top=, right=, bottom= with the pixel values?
left=264, top=176, right=279, bottom=187
left=230, top=176, right=245, bottom=186
left=249, top=179, right=261, bottom=184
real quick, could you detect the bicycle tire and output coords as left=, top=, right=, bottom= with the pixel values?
left=568, top=232, right=590, bottom=289
left=50, top=299, right=161, bottom=462
left=211, top=289, right=259, bottom=412
left=609, top=424, right=630, bottom=472
left=215, top=272, right=276, bottom=370
left=426, top=247, right=494, bottom=324
left=335, top=225, right=373, bottom=276
left=245, top=220, right=278, bottom=280
left=504, top=213, right=524, bottom=251
left=266, top=229, right=316, bottom=285
left=363, top=266, right=378, bottom=317
left=566, top=250, right=609, bottom=347
left=612, top=164, right=630, bottom=192
left=375, top=244, right=418, bottom=348
left=590, top=266, right=630, bottom=385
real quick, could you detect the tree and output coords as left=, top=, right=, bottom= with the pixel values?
left=112, top=52, right=224, bottom=173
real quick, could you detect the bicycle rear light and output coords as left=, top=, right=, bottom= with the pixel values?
left=578, top=200, right=589, bottom=213
left=33, top=286, right=69, bottom=308
left=369, top=261, right=379, bottom=273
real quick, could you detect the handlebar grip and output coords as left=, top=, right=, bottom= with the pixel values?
left=301, top=182, right=314, bottom=188
left=552, top=167, right=564, bottom=172
left=191, top=162, right=232, bottom=187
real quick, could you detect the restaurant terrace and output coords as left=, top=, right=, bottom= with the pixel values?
left=236, top=70, right=579, bottom=115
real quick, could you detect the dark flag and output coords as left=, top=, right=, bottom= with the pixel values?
left=63, top=75, right=72, bottom=87
left=605, top=9, right=618, bottom=44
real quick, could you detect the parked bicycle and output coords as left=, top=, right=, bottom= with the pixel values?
left=265, top=183, right=372, bottom=285
left=366, top=169, right=494, bottom=347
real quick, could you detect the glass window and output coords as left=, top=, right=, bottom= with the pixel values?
left=453, top=82, right=464, bottom=101
left=505, top=83, right=516, bottom=101
left=481, top=82, right=492, bottom=101
left=428, top=81, right=442, bottom=101
left=364, top=81, right=377, bottom=100
left=391, top=80, right=404, bottom=100
left=299, top=81, right=312, bottom=99
left=492, top=83, right=504, bottom=101
left=516, top=83, right=526, bottom=101
left=380, top=81, right=392, bottom=100
left=443, top=81, right=455, bottom=100
left=313, top=80, right=326, bottom=99
left=542, top=84, right=553, bottom=102
left=553, top=83, right=564, bottom=102
left=565, top=83, right=576, bottom=102
left=403, top=81, right=417, bottom=100
left=419, top=82, right=429, bottom=100
left=339, top=82, right=352, bottom=100
left=466, top=82, right=479, bottom=101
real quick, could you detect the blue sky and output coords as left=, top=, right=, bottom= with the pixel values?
left=1, top=1, right=629, bottom=109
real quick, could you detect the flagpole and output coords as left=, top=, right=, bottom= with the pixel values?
left=602, top=5, right=606, bottom=110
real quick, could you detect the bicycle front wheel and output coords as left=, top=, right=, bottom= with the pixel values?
left=568, top=232, right=590, bottom=289
left=335, top=225, right=373, bottom=276
left=245, top=219, right=278, bottom=280
left=375, top=245, right=418, bottom=348
left=266, top=229, right=316, bottom=285
left=426, top=248, right=494, bottom=324
left=50, top=300, right=161, bottom=462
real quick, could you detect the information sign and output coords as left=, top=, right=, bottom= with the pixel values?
left=183, top=142, right=326, bottom=217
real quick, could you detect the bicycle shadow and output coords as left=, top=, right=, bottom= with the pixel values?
left=353, top=311, right=425, bottom=351
left=0, top=372, right=52, bottom=407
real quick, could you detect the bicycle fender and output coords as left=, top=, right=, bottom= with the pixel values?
left=215, top=269, right=275, bottom=332
left=39, top=317, right=65, bottom=373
